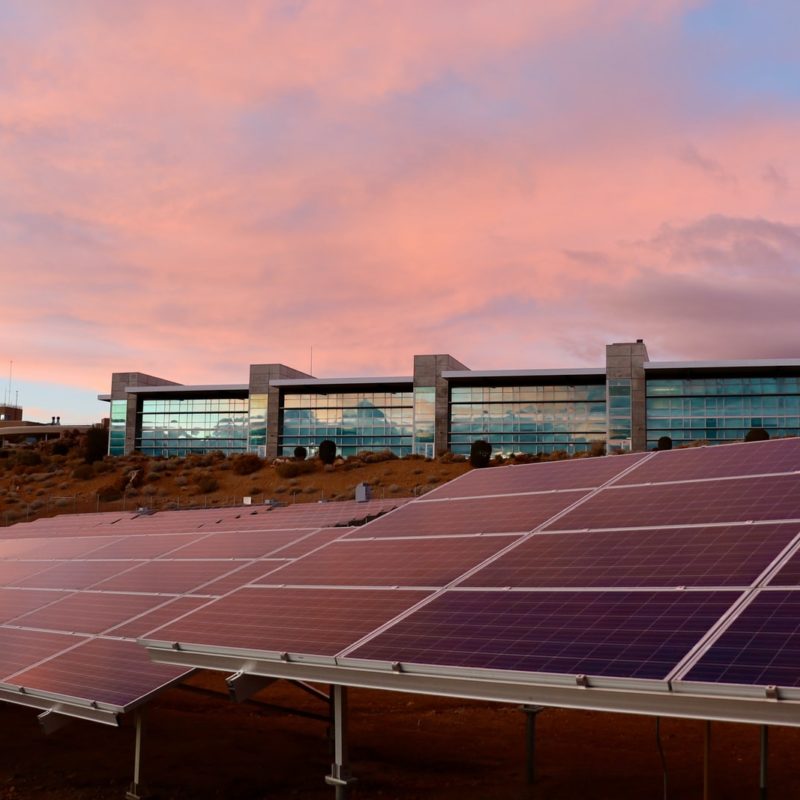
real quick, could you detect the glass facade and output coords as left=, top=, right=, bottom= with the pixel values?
left=136, top=396, right=249, bottom=456
left=109, top=400, right=127, bottom=456
left=413, top=386, right=435, bottom=457
left=449, top=383, right=607, bottom=456
left=248, top=393, right=268, bottom=453
left=646, top=376, right=800, bottom=449
left=607, top=379, right=632, bottom=444
left=279, top=390, right=414, bottom=456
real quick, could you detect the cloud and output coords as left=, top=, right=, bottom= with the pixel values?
left=0, top=1, right=798, bottom=421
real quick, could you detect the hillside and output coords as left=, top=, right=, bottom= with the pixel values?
left=0, top=447, right=475, bottom=526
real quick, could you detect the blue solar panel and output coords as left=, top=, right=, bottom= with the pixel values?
left=348, top=589, right=741, bottom=680
left=682, top=590, right=800, bottom=687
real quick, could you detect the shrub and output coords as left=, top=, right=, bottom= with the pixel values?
left=358, top=449, right=398, bottom=463
left=50, top=440, right=72, bottom=456
left=275, top=460, right=316, bottom=479
left=319, top=440, right=337, bottom=465
left=16, top=450, right=42, bottom=467
left=293, top=446, right=308, bottom=461
left=745, top=428, right=770, bottom=442
left=232, top=453, right=264, bottom=475
left=84, top=426, right=109, bottom=463
left=656, top=436, right=672, bottom=451
left=194, top=475, right=219, bottom=494
left=97, top=484, right=122, bottom=502
left=71, top=464, right=94, bottom=480
left=469, top=440, right=492, bottom=469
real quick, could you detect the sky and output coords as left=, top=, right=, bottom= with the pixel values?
left=2, top=1, right=799, bottom=423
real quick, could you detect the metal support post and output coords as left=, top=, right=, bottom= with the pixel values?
left=703, top=720, right=711, bottom=800
left=759, top=725, right=768, bottom=800
left=324, top=685, right=355, bottom=798
left=521, top=705, right=545, bottom=784
left=125, top=710, right=145, bottom=800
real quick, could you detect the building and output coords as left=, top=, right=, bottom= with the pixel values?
left=99, top=341, right=800, bottom=459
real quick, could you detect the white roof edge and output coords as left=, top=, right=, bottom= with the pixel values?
left=645, top=359, right=800, bottom=370
left=126, top=384, right=249, bottom=393
left=97, top=394, right=111, bottom=401
left=443, top=368, right=606, bottom=379
left=271, top=376, right=413, bottom=387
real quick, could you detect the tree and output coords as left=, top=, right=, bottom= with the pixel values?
left=319, top=440, right=337, bottom=465
left=470, top=439, right=492, bottom=468
left=294, top=445, right=308, bottom=461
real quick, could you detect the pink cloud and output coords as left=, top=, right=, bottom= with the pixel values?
left=0, top=0, right=798, bottom=418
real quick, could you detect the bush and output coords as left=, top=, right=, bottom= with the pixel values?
left=232, top=453, right=264, bottom=475
left=71, top=464, right=94, bottom=480
left=97, top=484, right=122, bottom=502
left=275, top=460, right=316, bottom=479
left=16, top=450, right=42, bottom=467
left=194, top=475, right=219, bottom=494
left=293, top=446, right=308, bottom=461
left=657, top=436, right=673, bottom=451
left=319, top=440, right=337, bottom=465
left=50, top=440, right=72, bottom=456
left=745, top=428, right=770, bottom=442
left=469, top=439, right=492, bottom=468
left=359, top=449, right=398, bottom=463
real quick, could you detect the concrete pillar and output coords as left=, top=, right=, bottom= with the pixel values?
left=413, top=354, right=469, bottom=456
left=605, top=340, right=649, bottom=452
left=248, top=364, right=313, bottom=459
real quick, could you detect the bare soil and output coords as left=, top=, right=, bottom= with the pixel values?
left=1, top=672, right=798, bottom=800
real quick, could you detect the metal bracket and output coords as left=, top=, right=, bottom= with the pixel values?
left=37, top=708, right=72, bottom=735
left=226, top=671, right=276, bottom=703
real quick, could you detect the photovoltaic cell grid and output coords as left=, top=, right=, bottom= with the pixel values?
left=347, top=590, right=742, bottom=680
left=143, top=587, right=432, bottom=657
left=423, top=451, right=647, bottom=499
left=461, top=524, right=800, bottom=589
left=0, top=499, right=401, bottom=715
left=257, top=535, right=521, bottom=587
left=547, top=474, right=800, bottom=531
left=344, top=490, right=587, bottom=538
left=614, top=437, right=800, bottom=486
left=683, top=591, right=800, bottom=688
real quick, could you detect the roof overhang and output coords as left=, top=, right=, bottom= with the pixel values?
left=271, top=377, right=412, bottom=388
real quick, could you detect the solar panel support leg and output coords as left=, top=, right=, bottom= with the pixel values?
left=125, top=710, right=145, bottom=800
left=226, top=671, right=276, bottom=703
left=324, top=685, right=356, bottom=798
left=521, top=705, right=545, bottom=784
left=703, top=720, right=711, bottom=800
left=37, top=708, right=72, bottom=735
left=759, top=725, right=768, bottom=800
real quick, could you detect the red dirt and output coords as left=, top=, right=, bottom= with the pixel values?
left=1, top=672, right=798, bottom=799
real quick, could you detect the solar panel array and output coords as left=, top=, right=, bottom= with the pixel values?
left=143, top=439, right=800, bottom=704
left=0, top=498, right=406, bottom=721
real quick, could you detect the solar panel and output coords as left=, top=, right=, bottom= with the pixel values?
left=91, top=560, right=251, bottom=595
left=0, top=560, right=59, bottom=586
left=682, top=590, right=800, bottom=687
left=85, top=533, right=205, bottom=559
left=143, top=587, right=431, bottom=657
left=3, top=638, right=188, bottom=710
left=11, top=560, right=141, bottom=590
left=347, top=589, right=741, bottom=679
left=0, top=588, right=68, bottom=624
left=766, top=547, right=800, bottom=586
left=105, top=596, right=212, bottom=639
left=0, top=627, right=81, bottom=679
left=462, top=524, right=800, bottom=589
left=547, top=474, right=800, bottom=531
left=192, top=559, right=291, bottom=596
left=615, top=438, right=800, bottom=486
left=257, top=535, right=520, bottom=588
left=424, top=452, right=647, bottom=500
left=9, top=592, right=170, bottom=635
left=344, top=491, right=587, bottom=539
left=167, top=529, right=320, bottom=560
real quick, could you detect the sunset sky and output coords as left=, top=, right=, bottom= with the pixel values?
left=2, top=1, right=799, bottom=423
